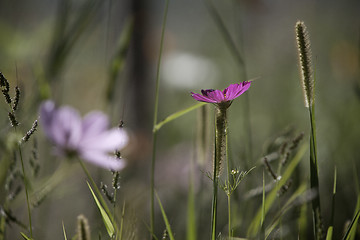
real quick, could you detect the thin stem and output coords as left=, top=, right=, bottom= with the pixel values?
left=210, top=176, right=218, bottom=240
left=150, top=0, right=169, bottom=238
left=309, top=106, right=322, bottom=240
left=227, top=195, right=231, bottom=238
left=150, top=132, right=157, bottom=238
left=18, top=146, right=33, bottom=238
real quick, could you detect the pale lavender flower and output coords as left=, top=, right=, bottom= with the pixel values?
left=191, top=81, right=251, bottom=107
left=40, top=100, right=128, bottom=170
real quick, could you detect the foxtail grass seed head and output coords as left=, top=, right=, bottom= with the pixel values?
left=296, top=21, right=314, bottom=108
left=77, top=215, right=91, bottom=240
left=0, top=72, right=11, bottom=105
left=101, top=182, right=115, bottom=204
left=12, top=86, right=20, bottom=112
left=8, top=112, right=19, bottom=127
left=21, top=120, right=38, bottom=143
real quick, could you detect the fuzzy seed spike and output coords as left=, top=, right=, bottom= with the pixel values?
left=296, top=21, right=314, bottom=108
left=77, top=215, right=91, bottom=240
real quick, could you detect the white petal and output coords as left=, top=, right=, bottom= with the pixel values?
left=82, top=111, right=109, bottom=138
left=80, top=128, right=128, bottom=152
left=39, top=100, right=56, bottom=139
left=80, top=150, right=126, bottom=171
left=51, top=106, right=82, bottom=148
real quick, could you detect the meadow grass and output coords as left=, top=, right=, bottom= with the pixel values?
left=0, top=1, right=359, bottom=240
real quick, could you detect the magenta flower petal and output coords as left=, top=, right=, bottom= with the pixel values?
left=80, top=150, right=126, bottom=171
left=207, top=89, right=225, bottom=102
left=191, top=81, right=251, bottom=105
left=191, top=92, right=217, bottom=103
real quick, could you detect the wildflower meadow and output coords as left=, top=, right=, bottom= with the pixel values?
left=0, top=1, right=359, bottom=239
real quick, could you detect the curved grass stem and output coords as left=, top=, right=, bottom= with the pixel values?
left=18, top=146, right=33, bottom=238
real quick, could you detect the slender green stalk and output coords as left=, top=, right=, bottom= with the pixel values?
left=18, top=146, right=33, bottom=238
left=150, top=1, right=169, bottom=238
left=309, top=106, right=323, bottom=240
left=227, top=195, right=231, bottom=239
left=211, top=106, right=227, bottom=240
left=118, top=201, right=126, bottom=240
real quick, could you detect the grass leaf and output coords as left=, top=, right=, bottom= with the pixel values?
left=106, top=16, right=133, bottom=102
left=343, top=194, right=360, bottom=240
left=87, top=182, right=115, bottom=238
left=265, top=183, right=307, bottom=238
left=20, top=232, right=33, bottom=240
left=342, top=207, right=360, bottom=240
left=155, top=192, right=175, bottom=240
left=326, top=227, right=333, bottom=240
left=154, top=102, right=206, bottom=132
left=247, top=143, right=307, bottom=237
left=62, top=221, right=68, bottom=240
left=187, top=158, right=196, bottom=240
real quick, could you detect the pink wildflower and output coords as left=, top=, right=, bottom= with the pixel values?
left=191, top=81, right=251, bottom=107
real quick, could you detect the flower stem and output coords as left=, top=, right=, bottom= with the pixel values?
left=211, top=106, right=227, bottom=240
left=18, top=146, right=33, bottom=238
left=227, top=194, right=231, bottom=238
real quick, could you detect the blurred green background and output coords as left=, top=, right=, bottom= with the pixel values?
left=1, top=0, right=360, bottom=239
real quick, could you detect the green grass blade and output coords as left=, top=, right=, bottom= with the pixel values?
left=204, top=0, right=244, bottom=68
left=87, top=182, right=115, bottom=238
left=20, top=232, right=32, bottom=240
left=342, top=205, right=360, bottom=240
left=247, top=143, right=307, bottom=237
left=260, top=170, right=265, bottom=240
left=187, top=158, right=196, bottom=240
left=106, top=16, right=133, bottom=102
left=118, top=201, right=126, bottom=240
left=150, top=1, right=169, bottom=237
left=153, top=102, right=206, bottom=132
left=345, top=194, right=360, bottom=240
left=326, top=227, right=333, bottom=240
left=62, top=221, right=68, bottom=240
left=326, top=167, right=337, bottom=240
left=309, top=106, right=323, bottom=240
left=265, top=183, right=307, bottom=238
left=155, top=192, right=175, bottom=240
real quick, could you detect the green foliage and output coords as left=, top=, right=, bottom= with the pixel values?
left=155, top=192, right=175, bottom=240
left=247, top=143, right=307, bottom=237
left=87, top=182, right=115, bottom=238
